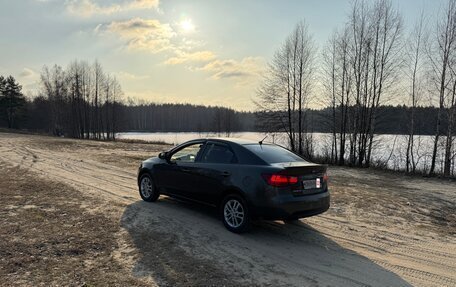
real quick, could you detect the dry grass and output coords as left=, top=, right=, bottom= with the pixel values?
left=0, top=164, right=149, bottom=286
left=116, top=138, right=169, bottom=145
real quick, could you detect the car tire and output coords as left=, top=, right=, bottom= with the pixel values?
left=139, top=173, right=159, bottom=202
left=221, top=194, right=250, bottom=233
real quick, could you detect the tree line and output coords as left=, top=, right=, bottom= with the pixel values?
left=257, top=105, right=452, bottom=135
left=37, top=61, right=123, bottom=139
left=256, top=0, right=456, bottom=177
left=0, top=61, right=124, bottom=140
left=1, top=88, right=448, bottom=137
left=119, top=100, right=255, bottom=134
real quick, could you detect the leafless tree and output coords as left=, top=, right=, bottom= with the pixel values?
left=256, top=21, right=316, bottom=158
left=93, top=61, right=104, bottom=140
left=428, top=0, right=456, bottom=176
left=322, top=31, right=339, bottom=163
left=322, top=26, right=353, bottom=165
left=40, top=65, right=67, bottom=136
left=405, top=12, right=427, bottom=173
left=320, top=0, right=403, bottom=167
left=445, top=62, right=456, bottom=176
left=40, top=60, right=122, bottom=140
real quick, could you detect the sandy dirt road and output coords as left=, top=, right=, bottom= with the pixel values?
left=0, top=132, right=455, bottom=286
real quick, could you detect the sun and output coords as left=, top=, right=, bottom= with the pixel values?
left=180, top=19, right=195, bottom=32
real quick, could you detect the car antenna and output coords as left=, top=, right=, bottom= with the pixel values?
left=259, top=134, right=268, bottom=146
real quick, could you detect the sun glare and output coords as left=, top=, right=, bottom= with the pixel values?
left=180, top=19, right=195, bottom=32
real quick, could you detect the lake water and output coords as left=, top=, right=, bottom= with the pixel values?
left=116, top=132, right=452, bottom=174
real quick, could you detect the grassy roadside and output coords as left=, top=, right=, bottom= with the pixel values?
left=0, top=163, right=150, bottom=287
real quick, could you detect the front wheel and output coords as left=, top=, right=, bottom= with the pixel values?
left=139, top=173, right=159, bottom=202
left=221, top=194, right=250, bottom=233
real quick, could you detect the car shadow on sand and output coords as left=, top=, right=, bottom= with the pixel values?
left=120, top=197, right=412, bottom=287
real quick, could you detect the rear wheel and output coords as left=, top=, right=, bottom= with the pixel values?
left=221, top=194, right=250, bottom=233
left=139, top=173, right=159, bottom=202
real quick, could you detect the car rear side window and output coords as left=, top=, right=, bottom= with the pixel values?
left=244, top=144, right=305, bottom=163
left=200, top=143, right=236, bottom=164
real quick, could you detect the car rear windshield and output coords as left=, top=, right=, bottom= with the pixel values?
left=244, top=144, right=306, bottom=163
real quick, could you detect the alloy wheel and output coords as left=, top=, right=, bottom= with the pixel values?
left=140, top=176, right=153, bottom=198
left=223, top=199, right=245, bottom=228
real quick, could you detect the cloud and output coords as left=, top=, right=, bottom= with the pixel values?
left=163, top=51, right=264, bottom=86
left=116, top=71, right=150, bottom=80
left=16, top=68, right=40, bottom=95
left=164, top=50, right=216, bottom=65
left=99, top=18, right=175, bottom=53
left=19, top=68, right=38, bottom=78
left=66, top=0, right=159, bottom=17
left=96, top=17, right=264, bottom=86
left=198, top=57, right=265, bottom=81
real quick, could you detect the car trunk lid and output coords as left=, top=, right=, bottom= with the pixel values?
left=271, top=162, right=328, bottom=195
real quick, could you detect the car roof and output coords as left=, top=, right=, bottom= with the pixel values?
left=202, top=137, right=261, bottom=145
left=172, top=137, right=274, bottom=152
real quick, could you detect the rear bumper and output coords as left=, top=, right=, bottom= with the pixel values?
left=251, top=190, right=330, bottom=220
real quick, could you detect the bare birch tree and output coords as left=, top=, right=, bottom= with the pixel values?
left=405, top=12, right=426, bottom=173
left=322, top=31, right=339, bottom=163
left=256, top=21, right=316, bottom=157
left=428, top=0, right=456, bottom=175
left=321, top=0, right=403, bottom=167
left=40, top=60, right=122, bottom=140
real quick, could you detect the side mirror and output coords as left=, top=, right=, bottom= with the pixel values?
left=158, top=151, right=168, bottom=160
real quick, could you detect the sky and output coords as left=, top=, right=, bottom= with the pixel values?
left=0, top=0, right=447, bottom=111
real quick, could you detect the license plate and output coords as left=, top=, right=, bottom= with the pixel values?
left=302, top=179, right=321, bottom=189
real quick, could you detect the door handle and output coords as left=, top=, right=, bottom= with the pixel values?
left=222, top=171, right=231, bottom=177
left=181, top=168, right=191, bottom=172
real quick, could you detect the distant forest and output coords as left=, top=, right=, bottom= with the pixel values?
left=0, top=83, right=447, bottom=135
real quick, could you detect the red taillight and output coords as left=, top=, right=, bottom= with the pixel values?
left=323, top=172, right=329, bottom=182
left=262, top=174, right=298, bottom=187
